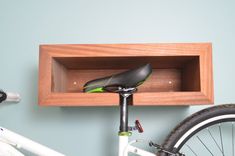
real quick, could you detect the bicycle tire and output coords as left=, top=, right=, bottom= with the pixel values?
left=158, top=104, right=235, bottom=156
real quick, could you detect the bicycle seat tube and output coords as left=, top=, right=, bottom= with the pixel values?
left=119, top=92, right=133, bottom=133
left=118, top=87, right=136, bottom=134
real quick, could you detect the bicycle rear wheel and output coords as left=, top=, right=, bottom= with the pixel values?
left=159, top=104, right=235, bottom=156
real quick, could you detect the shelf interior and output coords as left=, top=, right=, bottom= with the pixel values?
left=51, top=56, right=200, bottom=93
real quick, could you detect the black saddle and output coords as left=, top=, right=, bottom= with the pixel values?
left=83, top=64, right=152, bottom=93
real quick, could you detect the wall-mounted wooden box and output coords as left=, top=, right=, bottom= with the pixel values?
left=39, top=43, right=213, bottom=106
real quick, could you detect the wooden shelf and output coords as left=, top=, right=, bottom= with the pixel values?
left=38, top=43, right=213, bottom=106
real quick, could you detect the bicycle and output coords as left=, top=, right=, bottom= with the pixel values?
left=1, top=64, right=235, bottom=156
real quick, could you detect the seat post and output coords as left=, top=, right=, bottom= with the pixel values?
left=118, top=88, right=135, bottom=134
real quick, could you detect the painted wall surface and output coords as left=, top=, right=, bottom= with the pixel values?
left=0, top=0, right=235, bottom=155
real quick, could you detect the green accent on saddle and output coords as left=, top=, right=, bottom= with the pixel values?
left=85, top=72, right=152, bottom=93
left=118, top=131, right=132, bottom=136
left=136, top=80, right=144, bottom=86
left=87, top=87, right=104, bottom=93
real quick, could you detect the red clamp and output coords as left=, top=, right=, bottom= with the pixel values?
left=135, top=120, right=144, bottom=133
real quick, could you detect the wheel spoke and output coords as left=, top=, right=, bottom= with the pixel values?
left=233, top=122, right=234, bottom=156
left=219, top=124, right=225, bottom=156
left=161, top=105, right=235, bottom=156
left=207, top=128, right=223, bottom=154
left=196, top=136, right=214, bottom=156
left=185, top=144, right=198, bottom=156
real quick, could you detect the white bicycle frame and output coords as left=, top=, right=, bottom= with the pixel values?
left=0, top=127, right=65, bottom=156
left=119, top=136, right=155, bottom=156
left=0, top=92, right=65, bottom=156
left=0, top=127, right=155, bottom=156
left=0, top=90, right=156, bottom=156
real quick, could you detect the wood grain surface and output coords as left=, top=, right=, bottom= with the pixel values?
left=39, top=43, right=213, bottom=106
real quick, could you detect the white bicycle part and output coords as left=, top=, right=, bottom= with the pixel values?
left=119, top=136, right=155, bottom=156
left=5, top=92, right=21, bottom=102
left=0, top=142, right=24, bottom=156
left=0, top=127, right=65, bottom=156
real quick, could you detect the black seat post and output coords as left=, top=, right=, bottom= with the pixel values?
left=118, top=88, right=135, bottom=134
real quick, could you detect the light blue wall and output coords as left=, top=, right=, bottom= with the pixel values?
left=0, top=0, right=235, bottom=155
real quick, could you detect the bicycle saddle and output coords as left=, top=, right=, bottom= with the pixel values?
left=83, top=63, right=152, bottom=93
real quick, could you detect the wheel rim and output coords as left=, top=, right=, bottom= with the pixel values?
left=174, top=114, right=235, bottom=156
